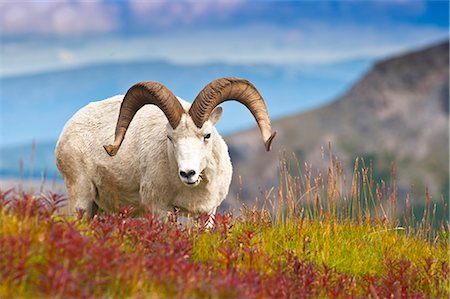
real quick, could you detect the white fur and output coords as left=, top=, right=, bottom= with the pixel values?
left=55, top=95, right=232, bottom=219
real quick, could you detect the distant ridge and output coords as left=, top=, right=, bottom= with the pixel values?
left=1, top=57, right=371, bottom=178
left=225, top=41, right=449, bottom=210
left=1, top=58, right=370, bottom=145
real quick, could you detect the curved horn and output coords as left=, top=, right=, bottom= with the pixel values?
left=103, top=82, right=184, bottom=156
left=189, top=77, right=276, bottom=151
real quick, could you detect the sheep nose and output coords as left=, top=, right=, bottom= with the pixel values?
left=179, top=170, right=196, bottom=179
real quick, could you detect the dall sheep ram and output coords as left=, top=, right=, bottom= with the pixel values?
left=56, top=77, right=276, bottom=221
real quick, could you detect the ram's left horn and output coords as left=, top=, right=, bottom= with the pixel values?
left=189, top=77, right=276, bottom=151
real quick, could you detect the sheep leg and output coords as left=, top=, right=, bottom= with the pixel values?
left=205, top=207, right=217, bottom=229
left=66, top=175, right=98, bottom=219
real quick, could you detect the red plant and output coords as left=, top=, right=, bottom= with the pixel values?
left=0, top=191, right=448, bottom=298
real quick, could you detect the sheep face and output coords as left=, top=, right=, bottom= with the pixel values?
left=166, top=107, right=223, bottom=187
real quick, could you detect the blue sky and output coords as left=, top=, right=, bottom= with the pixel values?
left=1, top=0, right=448, bottom=77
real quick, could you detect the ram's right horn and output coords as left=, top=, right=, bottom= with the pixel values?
left=104, top=82, right=185, bottom=156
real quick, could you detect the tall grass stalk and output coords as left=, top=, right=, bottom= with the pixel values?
left=269, top=150, right=448, bottom=243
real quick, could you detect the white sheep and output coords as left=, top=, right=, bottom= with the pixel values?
left=56, top=77, right=276, bottom=221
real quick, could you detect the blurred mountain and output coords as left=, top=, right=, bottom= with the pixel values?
left=0, top=58, right=370, bottom=179
left=0, top=140, right=59, bottom=184
left=224, top=41, right=449, bottom=210
left=1, top=59, right=370, bottom=146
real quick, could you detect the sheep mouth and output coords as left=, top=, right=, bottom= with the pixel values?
left=183, top=179, right=200, bottom=187
left=182, top=173, right=205, bottom=187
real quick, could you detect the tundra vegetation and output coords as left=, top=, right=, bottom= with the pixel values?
left=0, top=152, right=448, bottom=298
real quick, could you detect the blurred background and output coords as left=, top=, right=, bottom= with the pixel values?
left=0, top=1, right=448, bottom=214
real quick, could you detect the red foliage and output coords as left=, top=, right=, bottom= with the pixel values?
left=0, top=191, right=447, bottom=298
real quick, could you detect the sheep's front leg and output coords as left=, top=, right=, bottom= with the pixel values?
left=205, top=207, right=217, bottom=229
left=66, top=176, right=98, bottom=219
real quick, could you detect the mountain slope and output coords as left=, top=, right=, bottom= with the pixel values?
left=225, top=41, right=449, bottom=210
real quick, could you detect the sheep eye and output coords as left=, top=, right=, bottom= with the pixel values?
left=167, top=135, right=172, bottom=142
left=203, top=133, right=211, bottom=140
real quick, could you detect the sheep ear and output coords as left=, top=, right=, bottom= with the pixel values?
left=209, top=106, right=223, bottom=125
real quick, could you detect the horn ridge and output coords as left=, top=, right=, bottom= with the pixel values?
left=189, top=77, right=276, bottom=151
left=103, top=81, right=184, bottom=156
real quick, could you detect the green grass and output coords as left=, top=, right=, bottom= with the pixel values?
left=192, top=217, right=447, bottom=277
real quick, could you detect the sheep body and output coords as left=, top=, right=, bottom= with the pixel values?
left=56, top=95, right=232, bottom=218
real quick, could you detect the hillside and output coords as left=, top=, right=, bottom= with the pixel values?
left=225, top=41, right=449, bottom=210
